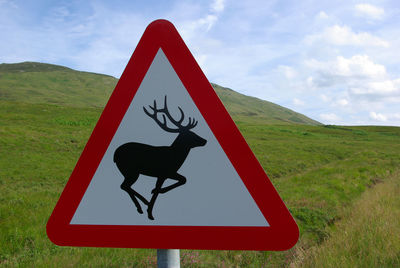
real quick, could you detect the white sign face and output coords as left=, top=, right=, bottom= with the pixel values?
left=70, top=49, right=269, bottom=227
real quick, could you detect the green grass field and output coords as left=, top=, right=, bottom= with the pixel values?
left=1, top=98, right=399, bottom=267
left=1, top=62, right=399, bottom=267
left=298, top=171, right=400, bottom=267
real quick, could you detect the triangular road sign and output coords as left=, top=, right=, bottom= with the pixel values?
left=47, top=19, right=299, bottom=250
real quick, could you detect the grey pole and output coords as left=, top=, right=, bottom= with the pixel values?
left=157, top=249, right=180, bottom=268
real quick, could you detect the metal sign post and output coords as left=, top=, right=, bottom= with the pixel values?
left=157, top=249, right=180, bottom=268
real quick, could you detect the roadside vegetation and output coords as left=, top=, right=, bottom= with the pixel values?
left=1, top=62, right=399, bottom=267
left=297, top=171, right=400, bottom=267
left=1, top=100, right=399, bottom=267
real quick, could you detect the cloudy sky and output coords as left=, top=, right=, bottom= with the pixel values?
left=1, top=0, right=400, bottom=126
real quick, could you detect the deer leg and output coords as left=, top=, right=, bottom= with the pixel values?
left=147, top=177, right=166, bottom=220
left=157, top=173, right=187, bottom=194
left=120, top=175, right=149, bottom=214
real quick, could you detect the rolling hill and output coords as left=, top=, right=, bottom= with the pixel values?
left=0, top=61, right=399, bottom=266
left=0, top=61, right=320, bottom=125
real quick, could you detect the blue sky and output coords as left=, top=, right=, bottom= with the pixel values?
left=1, top=0, right=400, bottom=126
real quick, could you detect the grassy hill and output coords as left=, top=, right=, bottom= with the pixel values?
left=0, top=61, right=320, bottom=125
left=211, top=83, right=320, bottom=125
left=1, top=61, right=399, bottom=267
left=0, top=62, right=117, bottom=108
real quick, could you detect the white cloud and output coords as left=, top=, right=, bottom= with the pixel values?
left=350, top=79, right=400, bottom=100
left=369, top=112, right=387, bottom=122
left=317, top=11, right=329, bottom=19
left=355, top=3, right=385, bottom=20
left=1, top=0, right=400, bottom=126
left=335, top=55, right=386, bottom=77
left=293, top=98, right=304, bottom=106
left=306, top=55, right=400, bottom=104
left=336, top=98, right=349, bottom=106
left=320, top=94, right=330, bottom=102
left=211, top=0, right=225, bottom=13
left=305, top=25, right=389, bottom=47
left=306, top=55, right=386, bottom=86
left=278, top=65, right=297, bottom=79
left=179, top=0, right=226, bottom=37
left=368, top=112, right=400, bottom=125
left=306, top=76, right=314, bottom=87
left=195, top=14, right=218, bottom=31
left=320, top=113, right=340, bottom=122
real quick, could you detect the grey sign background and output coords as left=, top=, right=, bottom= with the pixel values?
left=70, top=49, right=269, bottom=227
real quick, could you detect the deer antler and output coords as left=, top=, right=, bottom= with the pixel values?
left=143, top=96, right=198, bottom=132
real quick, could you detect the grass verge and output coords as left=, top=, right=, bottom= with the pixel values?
left=1, top=100, right=399, bottom=267
left=296, top=171, right=400, bottom=267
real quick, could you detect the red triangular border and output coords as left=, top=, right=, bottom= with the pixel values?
left=46, top=19, right=299, bottom=250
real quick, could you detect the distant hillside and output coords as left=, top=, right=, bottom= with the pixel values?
left=211, top=83, right=320, bottom=125
left=0, top=62, right=117, bottom=107
left=0, top=62, right=72, bottom=73
left=0, top=62, right=320, bottom=125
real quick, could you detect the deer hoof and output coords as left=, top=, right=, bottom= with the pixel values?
left=137, top=207, right=143, bottom=214
left=147, top=208, right=154, bottom=220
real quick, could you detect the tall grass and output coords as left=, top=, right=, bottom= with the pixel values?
left=297, top=172, right=400, bottom=267
left=0, top=100, right=399, bottom=267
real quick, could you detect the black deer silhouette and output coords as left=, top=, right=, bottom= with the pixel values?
left=113, top=96, right=207, bottom=220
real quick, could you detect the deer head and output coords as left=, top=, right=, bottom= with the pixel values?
left=143, top=96, right=207, bottom=149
